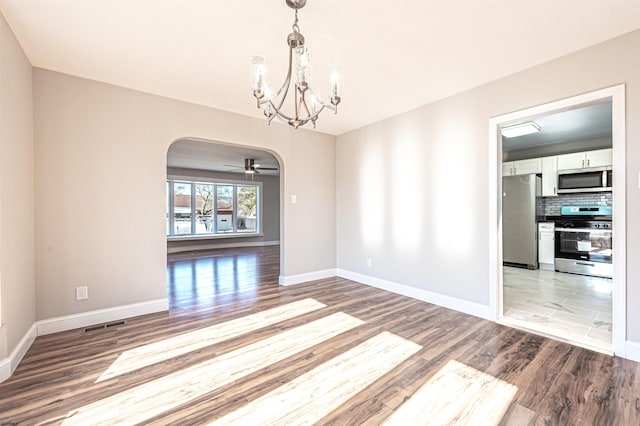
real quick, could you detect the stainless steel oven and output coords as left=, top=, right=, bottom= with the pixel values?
left=554, top=206, right=612, bottom=278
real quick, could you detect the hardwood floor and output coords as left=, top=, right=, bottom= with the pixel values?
left=1, top=245, right=639, bottom=425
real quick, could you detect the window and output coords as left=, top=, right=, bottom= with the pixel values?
left=167, top=179, right=260, bottom=238
left=173, top=182, right=192, bottom=235
left=195, top=183, right=214, bottom=234
left=237, top=185, right=257, bottom=233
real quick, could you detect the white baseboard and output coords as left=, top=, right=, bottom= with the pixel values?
left=279, top=269, right=337, bottom=286
left=167, top=240, right=279, bottom=254
left=0, top=323, right=37, bottom=383
left=336, top=268, right=493, bottom=321
left=625, top=340, right=640, bottom=362
left=37, top=298, right=169, bottom=335
left=1, top=298, right=169, bottom=383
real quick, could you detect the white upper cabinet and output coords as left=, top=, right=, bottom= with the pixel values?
left=585, top=148, right=613, bottom=168
left=557, top=148, right=612, bottom=170
left=556, top=152, right=585, bottom=170
left=541, top=156, right=558, bottom=197
left=503, top=158, right=542, bottom=176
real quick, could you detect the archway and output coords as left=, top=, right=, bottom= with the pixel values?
left=165, top=138, right=284, bottom=305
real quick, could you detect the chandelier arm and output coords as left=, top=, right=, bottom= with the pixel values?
left=257, top=46, right=295, bottom=111
left=296, top=90, right=309, bottom=120
left=301, top=93, right=311, bottom=118
left=268, top=101, right=327, bottom=127
left=305, top=88, right=337, bottom=111
left=274, top=46, right=295, bottom=112
left=265, top=101, right=278, bottom=124
left=298, top=104, right=326, bottom=126
left=266, top=100, right=296, bottom=122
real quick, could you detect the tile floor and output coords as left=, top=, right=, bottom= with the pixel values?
left=502, top=266, right=612, bottom=353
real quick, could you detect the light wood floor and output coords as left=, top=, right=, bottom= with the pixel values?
left=503, top=266, right=613, bottom=353
left=1, top=246, right=639, bottom=425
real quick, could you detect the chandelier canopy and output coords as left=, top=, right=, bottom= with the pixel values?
left=251, top=0, right=341, bottom=129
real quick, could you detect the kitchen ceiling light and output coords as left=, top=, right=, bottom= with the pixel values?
left=501, top=122, right=541, bottom=138
left=251, top=0, right=341, bottom=129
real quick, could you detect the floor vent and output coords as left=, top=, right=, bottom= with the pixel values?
left=84, top=320, right=127, bottom=333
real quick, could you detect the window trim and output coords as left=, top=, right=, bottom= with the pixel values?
left=167, top=175, right=262, bottom=240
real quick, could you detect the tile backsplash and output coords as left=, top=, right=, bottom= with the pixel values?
left=537, top=192, right=612, bottom=217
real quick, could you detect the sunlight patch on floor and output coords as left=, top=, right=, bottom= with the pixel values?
left=97, top=298, right=326, bottom=382
left=63, top=312, right=363, bottom=426
left=209, top=331, right=422, bottom=425
left=383, top=359, right=517, bottom=425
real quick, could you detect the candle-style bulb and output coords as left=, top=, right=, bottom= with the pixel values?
left=329, top=69, right=341, bottom=106
left=251, top=56, right=267, bottom=98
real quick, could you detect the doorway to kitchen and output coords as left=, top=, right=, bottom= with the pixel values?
left=488, top=85, right=626, bottom=355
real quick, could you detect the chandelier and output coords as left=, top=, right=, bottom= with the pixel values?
left=251, top=0, right=341, bottom=129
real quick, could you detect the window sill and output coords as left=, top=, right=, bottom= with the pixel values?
left=167, top=233, right=263, bottom=242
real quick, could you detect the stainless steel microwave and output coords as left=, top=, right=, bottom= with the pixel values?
left=557, top=167, right=612, bottom=193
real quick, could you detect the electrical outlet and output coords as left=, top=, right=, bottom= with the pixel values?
left=76, top=286, right=88, bottom=301
left=366, top=258, right=372, bottom=268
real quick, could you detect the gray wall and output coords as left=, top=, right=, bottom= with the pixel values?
left=336, top=29, right=640, bottom=342
left=34, top=68, right=336, bottom=320
left=0, top=13, right=35, bottom=357
left=166, top=167, right=280, bottom=251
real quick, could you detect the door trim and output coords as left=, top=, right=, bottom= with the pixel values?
left=488, top=84, right=626, bottom=356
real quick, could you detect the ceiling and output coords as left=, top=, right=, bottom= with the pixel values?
left=168, top=139, right=280, bottom=175
left=501, top=101, right=612, bottom=153
left=2, top=1, right=640, bottom=137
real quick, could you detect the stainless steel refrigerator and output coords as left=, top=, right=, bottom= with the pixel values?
left=502, top=174, right=541, bottom=269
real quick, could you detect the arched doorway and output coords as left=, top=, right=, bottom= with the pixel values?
left=165, top=138, right=283, bottom=307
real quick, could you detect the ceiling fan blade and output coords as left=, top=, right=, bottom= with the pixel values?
left=224, top=164, right=243, bottom=168
left=257, top=167, right=278, bottom=170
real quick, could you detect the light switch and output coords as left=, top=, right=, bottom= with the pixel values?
left=291, top=194, right=297, bottom=204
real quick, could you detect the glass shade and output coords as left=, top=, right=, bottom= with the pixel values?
left=251, top=56, right=267, bottom=93
left=329, top=69, right=341, bottom=98
left=294, top=47, right=312, bottom=86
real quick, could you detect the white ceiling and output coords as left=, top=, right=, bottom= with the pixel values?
left=2, top=1, right=640, bottom=136
left=168, top=139, right=280, bottom=175
left=502, top=101, right=612, bottom=153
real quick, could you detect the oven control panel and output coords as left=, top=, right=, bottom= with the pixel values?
left=593, top=222, right=611, bottom=229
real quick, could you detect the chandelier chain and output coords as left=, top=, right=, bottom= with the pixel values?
left=292, top=9, right=300, bottom=33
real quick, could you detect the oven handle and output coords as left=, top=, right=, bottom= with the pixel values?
left=555, top=227, right=612, bottom=233
left=576, top=261, right=596, bottom=267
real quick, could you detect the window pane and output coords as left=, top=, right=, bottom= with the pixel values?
left=173, top=182, right=192, bottom=235
left=216, top=185, right=234, bottom=234
left=195, top=183, right=214, bottom=234
left=237, top=186, right=257, bottom=233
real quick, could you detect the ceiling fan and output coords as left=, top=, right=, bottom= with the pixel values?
left=225, top=158, right=278, bottom=174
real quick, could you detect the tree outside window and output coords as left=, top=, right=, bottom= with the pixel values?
left=167, top=179, right=260, bottom=237
left=237, top=186, right=257, bottom=232
left=196, top=184, right=213, bottom=233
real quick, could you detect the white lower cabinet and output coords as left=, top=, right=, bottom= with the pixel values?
left=538, top=222, right=555, bottom=270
